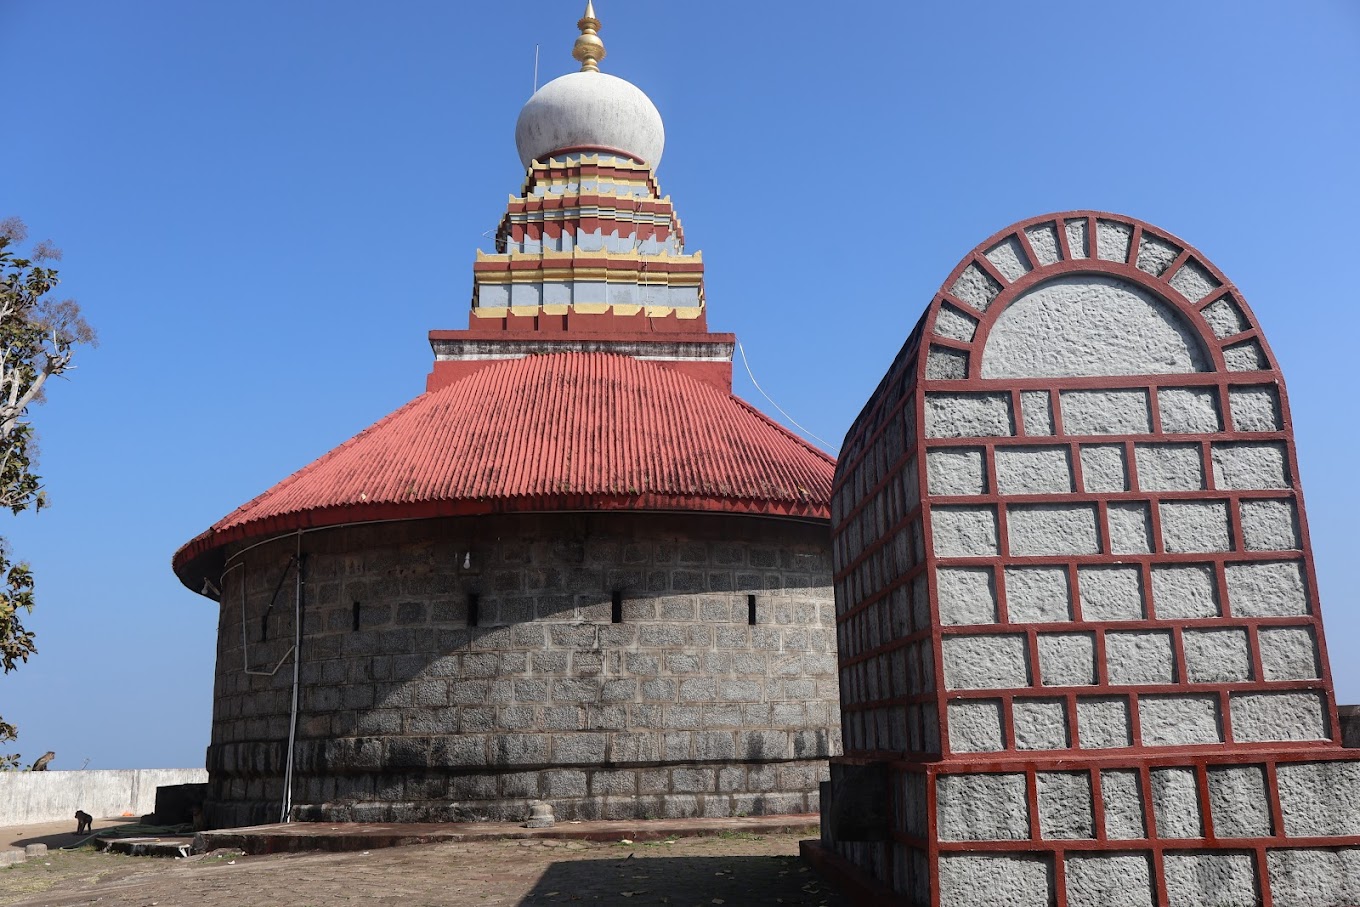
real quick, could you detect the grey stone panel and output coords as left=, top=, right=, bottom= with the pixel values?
left=947, top=700, right=1004, bottom=753
left=1225, top=340, right=1269, bottom=371
left=1152, top=767, right=1204, bottom=838
left=1006, top=566, right=1072, bottom=623
left=1008, top=504, right=1100, bottom=556
left=1108, top=502, right=1154, bottom=555
left=1014, top=699, right=1069, bottom=750
left=986, top=237, right=1031, bottom=282
left=1100, top=770, right=1146, bottom=839
left=1208, top=764, right=1273, bottom=838
left=934, top=304, right=979, bottom=342
left=1226, top=561, right=1309, bottom=617
left=938, top=853, right=1053, bottom=907
left=927, top=448, right=986, bottom=496
left=1201, top=296, right=1248, bottom=339
left=1077, top=701, right=1131, bottom=750
left=1038, top=633, right=1095, bottom=686
left=995, top=446, right=1072, bottom=495
left=950, top=262, right=1003, bottom=313
left=937, top=567, right=998, bottom=626
left=1106, top=632, right=1175, bottom=685
left=1134, top=443, right=1204, bottom=492
left=1259, top=627, right=1319, bottom=681
left=1140, top=695, right=1221, bottom=746
left=1066, top=852, right=1155, bottom=907
left=931, top=506, right=999, bottom=557
left=1151, top=564, right=1220, bottom=619
left=1184, top=629, right=1252, bottom=683
left=1026, top=224, right=1062, bottom=266
left=1164, top=852, right=1260, bottom=907
left=925, top=393, right=1014, bottom=438
left=1021, top=390, right=1055, bottom=436
left=1231, top=692, right=1329, bottom=743
left=1241, top=499, right=1301, bottom=551
left=1277, top=761, right=1360, bottom=837
left=1065, top=218, right=1090, bottom=258
left=942, top=635, right=1029, bottom=691
left=1078, top=566, right=1144, bottom=621
left=936, top=773, right=1029, bottom=841
left=1061, top=390, right=1151, bottom=435
left=1267, top=848, right=1360, bottom=907
left=1159, top=387, right=1222, bottom=434
left=1136, top=233, right=1181, bottom=276
left=1169, top=259, right=1220, bottom=303
left=1096, top=220, right=1134, bottom=262
left=1229, top=386, right=1282, bottom=432
left=1038, top=771, right=1094, bottom=839
left=1212, top=442, right=1289, bottom=490
left=1159, top=501, right=1232, bottom=553
left=926, top=346, right=970, bottom=380
left=1080, top=445, right=1128, bottom=492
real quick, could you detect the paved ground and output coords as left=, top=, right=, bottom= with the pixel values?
left=0, top=824, right=844, bottom=907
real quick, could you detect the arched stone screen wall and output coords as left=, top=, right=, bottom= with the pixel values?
left=819, top=212, right=1360, bottom=907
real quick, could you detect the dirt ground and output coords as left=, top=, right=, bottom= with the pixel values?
left=0, top=825, right=845, bottom=907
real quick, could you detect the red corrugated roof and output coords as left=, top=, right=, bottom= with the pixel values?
left=174, top=352, right=834, bottom=585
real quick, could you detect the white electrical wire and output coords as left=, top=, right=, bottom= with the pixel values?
left=736, top=340, right=836, bottom=453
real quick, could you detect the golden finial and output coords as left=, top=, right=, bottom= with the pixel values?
left=573, top=1, right=606, bottom=73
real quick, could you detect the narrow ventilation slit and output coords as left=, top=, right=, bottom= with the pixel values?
left=260, top=613, right=269, bottom=641
left=467, top=593, right=480, bottom=628
left=611, top=591, right=623, bottom=624
left=352, top=601, right=361, bottom=632
left=748, top=594, right=758, bottom=626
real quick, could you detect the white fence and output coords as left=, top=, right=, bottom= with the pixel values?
left=0, top=769, right=207, bottom=826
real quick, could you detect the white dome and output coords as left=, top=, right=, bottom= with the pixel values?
left=514, top=71, right=665, bottom=171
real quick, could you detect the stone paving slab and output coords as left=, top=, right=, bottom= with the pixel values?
left=196, top=814, right=822, bottom=855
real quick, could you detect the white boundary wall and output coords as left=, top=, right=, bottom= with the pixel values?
left=0, top=769, right=207, bottom=826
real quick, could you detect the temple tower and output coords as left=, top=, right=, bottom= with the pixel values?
left=174, top=6, right=840, bottom=828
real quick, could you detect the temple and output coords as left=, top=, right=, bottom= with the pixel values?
left=173, top=5, right=840, bottom=828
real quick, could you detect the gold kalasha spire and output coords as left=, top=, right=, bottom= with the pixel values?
left=573, top=1, right=606, bottom=73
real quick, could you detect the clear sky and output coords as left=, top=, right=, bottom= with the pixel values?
left=0, top=1, right=1357, bottom=769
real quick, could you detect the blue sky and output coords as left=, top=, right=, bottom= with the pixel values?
left=1, top=1, right=1357, bottom=769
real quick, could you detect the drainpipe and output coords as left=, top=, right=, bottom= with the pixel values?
left=279, top=531, right=305, bottom=823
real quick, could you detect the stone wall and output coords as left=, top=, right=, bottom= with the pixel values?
left=206, top=512, right=838, bottom=827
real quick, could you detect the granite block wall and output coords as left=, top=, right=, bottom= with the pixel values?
left=205, top=512, right=838, bottom=827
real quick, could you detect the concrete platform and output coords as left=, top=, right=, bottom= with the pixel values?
left=195, top=813, right=821, bottom=855
left=97, top=835, right=194, bottom=857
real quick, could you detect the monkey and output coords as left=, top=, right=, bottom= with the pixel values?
left=29, top=751, right=54, bottom=772
left=74, top=810, right=92, bottom=835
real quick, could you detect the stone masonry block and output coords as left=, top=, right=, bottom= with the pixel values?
left=1159, top=501, right=1232, bottom=553
left=1226, top=561, right=1308, bottom=617
left=1108, top=502, right=1154, bottom=554
left=942, top=634, right=1029, bottom=690
left=1231, top=692, right=1328, bottom=743
left=1159, top=387, right=1222, bottom=434
left=1135, top=443, right=1204, bottom=492
left=1005, top=566, right=1071, bottom=623
left=1164, top=853, right=1259, bottom=907
left=936, top=773, right=1029, bottom=841
left=951, top=263, right=1003, bottom=312
left=1213, top=442, right=1289, bottom=490
left=938, top=853, right=1052, bottom=907
left=1259, top=627, right=1319, bottom=680
left=1267, top=848, right=1360, bottom=907
left=1229, top=386, right=1282, bottom=432
left=935, top=304, right=978, bottom=342
left=995, top=446, right=1072, bottom=494
left=1140, top=695, right=1221, bottom=746
left=1038, top=633, right=1095, bottom=686
left=1014, top=699, right=1068, bottom=750
left=1152, top=767, right=1204, bottom=838
left=1208, top=764, right=1273, bottom=838
left=1038, top=771, right=1095, bottom=839
left=1008, top=504, right=1100, bottom=556
left=1078, top=697, right=1131, bottom=749
left=925, top=393, right=1014, bottom=439
left=1277, top=761, right=1360, bottom=837
left=1079, top=566, right=1144, bottom=621
left=937, top=567, right=997, bottom=626
left=1061, top=389, right=1152, bottom=435
left=1152, top=564, right=1220, bottom=619
left=1080, top=444, right=1128, bottom=492
left=1241, top=499, right=1300, bottom=551
left=1107, top=631, right=1175, bottom=684
left=1066, top=853, right=1154, bottom=907
left=1101, top=770, right=1146, bottom=839
left=927, top=448, right=987, bottom=496
left=1184, top=629, right=1252, bottom=683
left=931, top=506, right=999, bottom=557
left=1021, top=390, right=1054, bottom=436
left=947, top=699, right=1004, bottom=753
